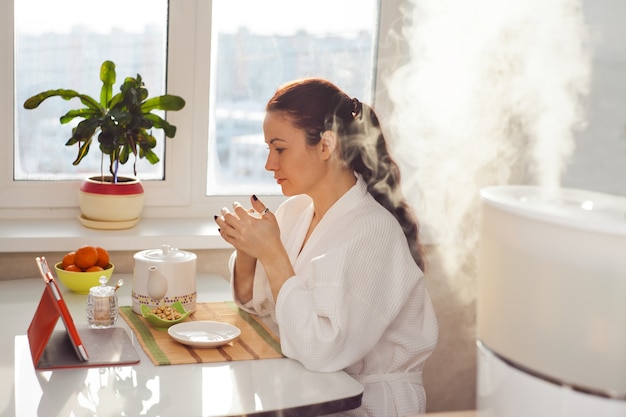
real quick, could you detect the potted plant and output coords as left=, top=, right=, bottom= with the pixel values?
left=23, top=60, right=185, bottom=228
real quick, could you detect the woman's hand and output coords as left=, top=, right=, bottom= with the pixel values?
left=215, top=195, right=281, bottom=262
left=215, top=195, right=295, bottom=302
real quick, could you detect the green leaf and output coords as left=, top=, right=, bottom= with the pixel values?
left=59, top=108, right=102, bottom=124
left=139, top=132, right=157, bottom=149
left=144, top=113, right=177, bottom=137
left=98, top=131, right=116, bottom=154
left=141, top=95, right=186, bottom=112
left=66, top=118, right=100, bottom=146
left=107, top=91, right=124, bottom=109
left=119, top=143, right=131, bottom=165
left=99, top=60, right=116, bottom=107
left=141, top=147, right=160, bottom=165
left=23, top=89, right=101, bottom=111
left=72, top=138, right=92, bottom=165
left=65, top=136, right=77, bottom=146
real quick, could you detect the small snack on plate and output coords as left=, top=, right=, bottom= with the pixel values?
left=149, top=305, right=184, bottom=321
left=141, top=301, right=190, bottom=329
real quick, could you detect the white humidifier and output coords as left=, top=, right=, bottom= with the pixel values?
left=477, top=185, right=626, bottom=417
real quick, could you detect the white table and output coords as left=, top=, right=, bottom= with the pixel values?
left=0, top=274, right=363, bottom=416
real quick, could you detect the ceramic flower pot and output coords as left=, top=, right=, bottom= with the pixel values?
left=78, top=176, right=144, bottom=229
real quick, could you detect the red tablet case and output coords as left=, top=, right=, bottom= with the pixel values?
left=27, top=272, right=140, bottom=369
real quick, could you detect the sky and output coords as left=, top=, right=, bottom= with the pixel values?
left=15, top=0, right=377, bottom=36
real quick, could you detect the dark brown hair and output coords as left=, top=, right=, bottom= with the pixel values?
left=266, top=78, right=426, bottom=271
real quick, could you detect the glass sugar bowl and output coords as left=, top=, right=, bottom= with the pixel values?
left=86, top=276, right=118, bottom=328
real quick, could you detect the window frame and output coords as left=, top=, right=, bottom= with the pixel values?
left=0, top=0, right=403, bottom=220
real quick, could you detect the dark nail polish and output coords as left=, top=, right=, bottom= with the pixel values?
left=214, top=215, right=218, bottom=220
left=252, top=194, right=258, bottom=201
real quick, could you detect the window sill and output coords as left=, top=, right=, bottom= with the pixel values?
left=0, top=217, right=230, bottom=253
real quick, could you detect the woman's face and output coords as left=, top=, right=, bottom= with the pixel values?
left=263, top=111, right=326, bottom=197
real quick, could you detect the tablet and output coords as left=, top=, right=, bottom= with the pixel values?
left=29, top=256, right=89, bottom=362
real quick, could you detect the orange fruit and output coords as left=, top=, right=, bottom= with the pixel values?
left=85, top=265, right=104, bottom=272
left=74, top=245, right=99, bottom=270
left=95, top=246, right=110, bottom=268
left=65, top=264, right=82, bottom=272
left=62, top=252, right=76, bottom=269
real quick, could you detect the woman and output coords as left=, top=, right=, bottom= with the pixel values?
left=215, top=78, right=438, bottom=416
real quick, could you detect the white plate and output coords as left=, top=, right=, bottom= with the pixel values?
left=168, top=321, right=241, bottom=348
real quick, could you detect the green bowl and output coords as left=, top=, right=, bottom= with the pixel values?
left=55, top=262, right=115, bottom=294
left=141, top=301, right=191, bottom=329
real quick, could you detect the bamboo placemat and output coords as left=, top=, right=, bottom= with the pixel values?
left=120, top=301, right=283, bottom=366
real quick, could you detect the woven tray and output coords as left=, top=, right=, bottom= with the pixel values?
left=120, top=301, right=283, bottom=365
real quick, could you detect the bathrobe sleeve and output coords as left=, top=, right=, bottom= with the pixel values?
left=229, top=194, right=311, bottom=319
left=228, top=251, right=277, bottom=317
left=274, top=211, right=422, bottom=373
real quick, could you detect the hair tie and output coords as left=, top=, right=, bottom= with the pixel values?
left=351, top=98, right=362, bottom=118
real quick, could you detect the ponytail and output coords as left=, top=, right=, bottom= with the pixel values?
left=341, top=102, right=426, bottom=271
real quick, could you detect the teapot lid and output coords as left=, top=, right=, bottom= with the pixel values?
left=138, top=244, right=196, bottom=262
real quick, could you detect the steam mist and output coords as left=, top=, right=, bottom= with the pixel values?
left=386, top=0, right=591, bottom=302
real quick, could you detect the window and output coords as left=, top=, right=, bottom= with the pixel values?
left=14, top=0, right=169, bottom=181
left=208, top=1, right=378, bottom=195
left=0, top=0, right=400, bottom=219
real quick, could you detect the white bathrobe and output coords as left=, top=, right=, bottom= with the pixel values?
left=230, top=176, right=438, bottom=417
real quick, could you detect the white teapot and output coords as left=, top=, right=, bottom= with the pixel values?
left=132, top=244, right=197, bottom=314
